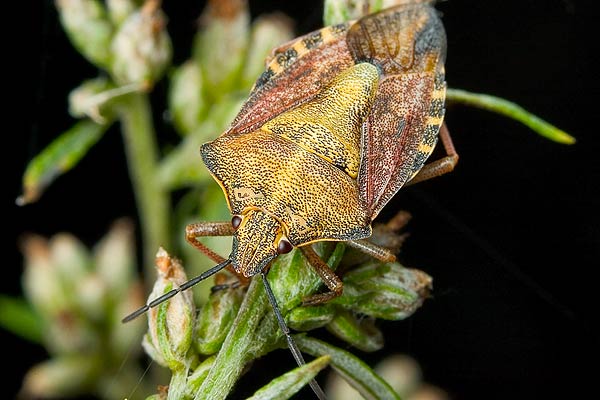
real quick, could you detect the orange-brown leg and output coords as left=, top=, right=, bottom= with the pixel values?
left=185, top=222, right=232, bottom=263
left=346, top=239, right=397, bottom=262
left=300, top=210, right=412, bottom=305
left=185, top=222, right=249, bottom=285
left=299, top=246, right=344, bottom=306
left=406, top=123, right=459, bottom=186
left=346, top=210, right=413, bottom=262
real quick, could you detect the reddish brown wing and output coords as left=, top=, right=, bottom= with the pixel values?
left=225, top=24, right=356, bottom=136
left=348, top=3, right=447, bottom=218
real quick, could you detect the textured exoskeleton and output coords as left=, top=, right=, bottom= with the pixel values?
left=198, top=0, right=451, bottom=280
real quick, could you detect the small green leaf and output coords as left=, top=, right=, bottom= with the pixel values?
left=326, top=309, right=383, bottom=352
left=295, top=335, right=401, bottom=400
left=269, top=242, right=346, bottom=314
left=18, top=120, right=109, bottom=205
left=194, top=0, right=250, bottom=99
left=157, top=95, right=245, bottom=190
left=288, top=303, right=335, bottom=331
left=168, top=60, right=207, bottom=136
left=55, top=0, right=114, bottom=68
left=186, top=355, right=216, bottom=395
left=242, top=14, right=294, bottom=90
left=246, top=355, right=331, bottom=400
left=0, top=295, right=43, bottom=343
left=446, top=88, right=576, bottom=144
left=337, top=262, right=432, bottom=320
left=195, top=286, right=244, bottom=355
left=196, top=277, right=270, bottom=400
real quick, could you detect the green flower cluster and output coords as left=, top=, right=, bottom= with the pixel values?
left=18, top=221, right=149, bottom=399
left=142, top=214, right=432, bottom=399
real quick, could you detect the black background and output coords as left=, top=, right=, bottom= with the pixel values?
left=9, top=0, right=597, bottom=399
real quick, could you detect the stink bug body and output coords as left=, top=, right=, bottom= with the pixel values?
left=194, top=0, right=455, bottom=288
left=125, top=1, right=457, bottom=398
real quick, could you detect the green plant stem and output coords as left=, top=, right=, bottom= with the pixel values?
left=446, top=88, right=576, bottom=144
left=295, top=335, right=401, bottom=400
left=167, top=367, right=189, bottom=400
left=196, top=277, right=269, bottom=400
left=119, top=93, right=171, bottom=275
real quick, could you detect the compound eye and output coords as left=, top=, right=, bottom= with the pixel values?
left=277, top=238, right=293, bottom=254
left=231, top=215, right=242, bottom=230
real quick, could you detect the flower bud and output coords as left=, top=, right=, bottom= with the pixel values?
left=68, top=77, right=116, bottom=122
left=326, top=309, right=383, bottom=352
left=111, top=0, right=172, bottom=86
left=75, top=273, right=107, bottom=322
left=111, top=281, right=146, bottom=355
left=20, top=356, right=96, bottom=398
left=144, top=248, right=195, bottom=369
left=21, top=235, right=69, bottom=317
left=45, top=310, right=99, bottom=355
left=94, top=219, right=136, bottom=297
left=49, top=233, right=91, bottom=284
left=323, top=0, right=373, bottom=25
left=195, top=283, right=244, bottom=355
left=194, top=0, right=250, bottom=97
left=55, top=0, right=113, bottom=68
left=287, top=303, right=335, bottom=331
left=157, top=94, right=244, bottom=189
left=241, top=13, right=294, bottom=89
left=107, top=0, right=138, bottom=26
left=168, top=60, right=206, bottom=135
left=340, top=262, right=432, bottom=320
left=21, top=234, right=98, bottom=355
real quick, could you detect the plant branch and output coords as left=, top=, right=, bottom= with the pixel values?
left=119, top=93, right=171, bottom=276
left=446, top=88, right=576, bottom=144
left=196, top=277, right=269, bottom=400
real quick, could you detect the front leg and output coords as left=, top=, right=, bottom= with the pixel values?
left=299, top=245, right=344, bottom=306
left=185, top=222, right=249, bottom=285
left=185, top=222, right=233, bottom=263
left=345, top=210, right=412, bottom=263
left=299, top=210, right=412, bottom=305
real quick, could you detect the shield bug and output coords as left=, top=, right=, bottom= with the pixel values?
left=125, top=1, right=457, bottom=398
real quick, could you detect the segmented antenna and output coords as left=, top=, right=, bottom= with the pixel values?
left=122, top=259, right=327, bottom=399
left=121, top=259, right=231, bottom=323
left=260, top=272, right=328, bottom=400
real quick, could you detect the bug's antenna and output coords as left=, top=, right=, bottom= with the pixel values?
left=260, top=272, right=328, bottom=400
left=122, top=259, right=231, bottom=323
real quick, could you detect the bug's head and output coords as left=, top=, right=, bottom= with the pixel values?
left=229, top=209, right=293, bottom=277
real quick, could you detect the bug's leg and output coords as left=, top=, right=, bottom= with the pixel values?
left=346, top=239, right=397, bottom=262
left=406, top=123, right=459, bottom=186
left=185, top=222, right=233, bottom=263
left=300, top=211, right=412, bottom=306
left=185, top=222, right=250, bottom=286
left=299, top=245, right=344, bottom=306
left=369, top=210, right=411, bottom=252
left=344, top=211, right=411, bottom=268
